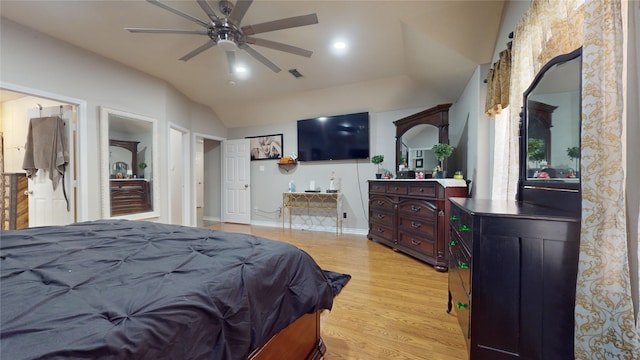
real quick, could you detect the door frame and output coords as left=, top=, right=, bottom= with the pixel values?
left=1, top=81, right=89, bottom=222
left=191, top=132, right=225, bottom=227
left=168, top=122, right=190, bottom=225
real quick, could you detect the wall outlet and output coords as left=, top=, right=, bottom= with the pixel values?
left=343, top=212, right=347, bottom=219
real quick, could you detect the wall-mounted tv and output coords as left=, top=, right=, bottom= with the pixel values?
left=297, top=112, right=370, bottom=161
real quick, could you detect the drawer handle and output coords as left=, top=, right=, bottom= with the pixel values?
left=377, top=214, right=385, bottom=219
left=410, top=222, right=421, bottom=229
left=394, top=186, right=399, bottom=190
left=411, top=240, right=422, bottom=246
left=411, top=205, right=421, bottom=212
left=377, top=228, right=385, bottom=233
left=418, top=188, right=424, bottom=192
left=456, top=301, right=469, bottom=309
left=377, top=200, right=385, bottom=206
left=450, top=215, right=459, bottom=221
left=449, top=240, right=458, bottom=246
left=459, top=224, right=470, bottom=232
left=458, top=261, right=469, bottom=269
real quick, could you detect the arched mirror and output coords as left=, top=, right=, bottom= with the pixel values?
left=518, top=47, right=582, bottom=212
left=394, top=103, right=452, bottom=175
left=100, top=107, right=159, bottom=219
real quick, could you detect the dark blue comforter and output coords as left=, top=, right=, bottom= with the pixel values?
left=0, top=220, right=334, bottom=359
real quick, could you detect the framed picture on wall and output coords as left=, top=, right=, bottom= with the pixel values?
left=416, top=150, right=423, bottom=157
left=416, top=158, right=424, bottom=169
left=247, top=134, right=283, bottom=160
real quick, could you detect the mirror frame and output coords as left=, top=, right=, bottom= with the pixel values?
left=394, top=103, right=452, bottom=173
left=100, top=106, right=159, bottom=219
left=517, top=47, right=582, bottom=212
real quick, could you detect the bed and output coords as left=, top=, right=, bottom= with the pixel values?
left=0, top=220, right=335, bottom=359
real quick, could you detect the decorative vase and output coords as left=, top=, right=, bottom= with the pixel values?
left=375, top=173, right=382, bottom=179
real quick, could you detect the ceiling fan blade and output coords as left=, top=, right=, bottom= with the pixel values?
left=226, top=51, right=236, bottom=74
left=125, top=28, right=208, bottom=35
left=242, top=13, right=318, bottom=35
left=245, top=37, right=313, bottom=58
left=239, top=44, right=281, bottom=73
left=146, top=0, right=209, bottom=28
left=196, top=0, right=220, bottom=23
left=228, top=0, right=253, bottom=26
left=179, top=40, right=216, bottom=62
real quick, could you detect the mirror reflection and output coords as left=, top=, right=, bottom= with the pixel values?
left=101, top=107, right=158, bottom=218
left=526, top=53, right=581, bottom=181
left=400, top=124, right=439, bottom=172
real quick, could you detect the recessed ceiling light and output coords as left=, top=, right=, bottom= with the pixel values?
left=235, top=66, right=247, bottom=73
left=333, top=41, right=346, bottom=49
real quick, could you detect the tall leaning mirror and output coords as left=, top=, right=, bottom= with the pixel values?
left=518, top=47, right=582, bottom=212
left=100, top=107, right=159, bottom=219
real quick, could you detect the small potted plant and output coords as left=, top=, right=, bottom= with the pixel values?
left=566, top=146, right=579, bottom=173
left=138, top=161, right=148, bottom=178
left=527, top=138, right=546, bottom=169
left=371, top=155, right=384, bottom=179
left=432, top=143, right=454, bottom=178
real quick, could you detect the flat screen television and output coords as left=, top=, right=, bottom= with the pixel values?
left=297, top=112, right=370, bottom=161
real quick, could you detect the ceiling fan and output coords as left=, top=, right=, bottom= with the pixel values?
left=125, top=0, right=318, bottom=73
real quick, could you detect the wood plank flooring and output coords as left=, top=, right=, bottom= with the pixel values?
left=206, top=223, right=468, bottom=360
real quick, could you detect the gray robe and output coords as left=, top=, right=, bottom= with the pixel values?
left=22, top=116, right=68, bottom=190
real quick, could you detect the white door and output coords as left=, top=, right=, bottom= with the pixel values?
left=195, top=138, right=204, bottom=227
left=222, top=139, right=250, bottom=224
left=26, top=105, right=75, bottom=227
left=169, top=127, right=185, bottom=225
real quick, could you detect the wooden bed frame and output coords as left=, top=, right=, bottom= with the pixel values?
left=249, top=311, right=325, bottom=360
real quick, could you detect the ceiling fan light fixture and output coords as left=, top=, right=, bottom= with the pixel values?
left=218, top=38, right=237, bottom=52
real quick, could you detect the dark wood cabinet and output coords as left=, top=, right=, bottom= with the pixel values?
left=448, top=198, right=580, bottom=359
left=110, top=179, right=151, bottom=216
left=2, top=173, right=29, bottom=230
left=368, top=179, right=467, bottom=270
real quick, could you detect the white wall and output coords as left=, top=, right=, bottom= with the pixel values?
left=1, top=19, right=226, bottom=222
left=227, top=105, right=455, bottom=233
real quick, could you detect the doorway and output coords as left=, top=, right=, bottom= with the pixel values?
left=169, top=124, right=189, bottom=225
left=1, top=90, right=78, bottom=228
left=194, top=134, right=222, bottom=227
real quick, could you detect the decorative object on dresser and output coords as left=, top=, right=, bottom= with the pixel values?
left=431, top=143, right=454, bottom=178
left=368, top=179, right=467, bottom=271
left=1, top=173, right=28, bottom=230
left=371, top=154, right=384, bottom=179
left=448, top=47, right=582, bottom=359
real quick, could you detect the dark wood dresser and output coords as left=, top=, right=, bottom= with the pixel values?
left=2, top=173, right=29, bottom=230
left=367, top=179, right=467, bottom=270
left=110, top=179, right=151, bottom=216
left=448, top=197, right=580, bottom=359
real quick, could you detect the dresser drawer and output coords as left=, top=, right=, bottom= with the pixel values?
left=369, top=223, right=394, bottom=243
left=398, top=199, right=437, bottom=220
left=449, top=203, right=473, bottom=248
left=369, top=196, right=394, bottom=212
left=386, top=183, right=407, bottom=195
left=369, top=182, right=386, bottom=194
left=397, top=232, right=435, bottom=257
left=449, top=269, right=471, bottom=344
left=370, top=208, right=393, bottom=227
left=407, top=182, right=437, bottom=197
left=398, top=216, right=436, bottom=240
left=449, top=238, right=471, bottom=296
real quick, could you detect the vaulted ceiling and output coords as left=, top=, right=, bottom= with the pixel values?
left=1, top=1, right=505, bottom=128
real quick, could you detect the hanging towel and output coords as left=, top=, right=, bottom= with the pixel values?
left=22, top=116, right=68, bottom=190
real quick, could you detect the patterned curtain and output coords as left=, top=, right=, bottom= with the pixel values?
left=500, top=0, right=639, bottom=357
left=492, top=0, right=583, bottom=200
left=575, top=0, right=639, bottom=357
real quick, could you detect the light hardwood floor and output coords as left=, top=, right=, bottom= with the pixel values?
left=206, top=223, right=468, bottom=360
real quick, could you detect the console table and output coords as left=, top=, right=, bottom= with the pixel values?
left=282, top=192, right=342, bottom=234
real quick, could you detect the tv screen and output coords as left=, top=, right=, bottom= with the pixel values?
left=297, top=112, right=370, bottom=161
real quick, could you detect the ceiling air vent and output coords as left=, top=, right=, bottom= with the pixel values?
left=288, top=69, right=303, bottom=78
